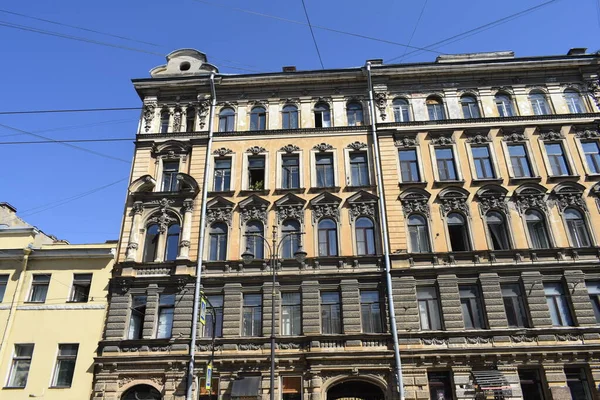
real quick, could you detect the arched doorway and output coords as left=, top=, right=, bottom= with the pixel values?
left=122, top=384, right=162, bottom=400
left=327, top=380, right=385, bottom=400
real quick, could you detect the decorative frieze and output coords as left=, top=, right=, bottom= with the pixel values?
left=553, top=186, right=587, bottom=211
left=587, top=76, right=600, bottom=107
left=198, top=100, right=210, bottom=129
left=206, top=208, right=232, bottom=225
left=246, top=146, right=266, bottom=155
left=347, top=141, right=368, bottom=151
left=313, top=143, right=333, bottom=152
left=422, top=338, right=448, bottom=345
left=239, top=195, right=270, bottom=225
left=502, top=131, right=527, bottom=142
left=349, top=203, right=376, bottom=221
left=514, top=188, right=548, bottom=214
left=466, top=132, right=491, bottom=144
left=476, top=188, right=508, bottom=214
left=394, top=136, right=418, bottom=148
left=538, top=129, right=564, bottom=141
left=430, top=134, right=455, bottom=146
left=400, top=191, right=430, bottom=217
left=213, top=147, right=233, bottom=156
left=276, top=205, right=304, bottom=224
left=438, top=190, right=470, bottom=216
left=171, top=106, right=182, bottom=132
left=280, top=144, right=300, bottom=153
left=575, top=129, right=600, bottom=139
left=147, top=210, right=178, bottom=233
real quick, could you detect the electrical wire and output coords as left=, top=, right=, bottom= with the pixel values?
left=397, top=0, right=429, bottom=63
left=0, top=122, right=130, bottom=163
left=0, top=8, right=161, bottom=47
left=386, top=0, right=562, bottom=63
left=300, top=0, right=324, bottom=69
left=188, top=0, right=444, bottom=55
left=0, top=138, right=132, bottom=145
left=0, top=118, right=135, bottom=138
left=0, top=107, right=140, bottom=115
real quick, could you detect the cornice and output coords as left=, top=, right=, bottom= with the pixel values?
left=28, top=247, right=116, bottom=260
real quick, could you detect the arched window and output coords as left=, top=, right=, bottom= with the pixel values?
left=486, top=211, right=510, bottom=250
left=318, top=218, right=338, bottom=256
left=281, top=220, right=301, bottom=259
left=209, top=223, right=228, bottom=261
left=460, top=95, right=481, bottom=119
left=393, top=98, right=410, bottom=122
left=122, top=385, right=162, bottom=400
left=529, top=91, right=551, bottom=115
left=356, top=217, right=376, bottom=255
left=408, top=214, right=430, bottom=253
left=143, top=224, right=160, bottom=262
left=447, top=213, right=470, bottom=251
left=250, top=106, right=266, bottom=130
left=564, top=89, right=586, bottom=114
left=245, top=221, right=264, bottom=259
left=314, top=103, right=331, bottom=128
left=218, top=107, right=235, bottom=132
left=346, top=102, right=363, bottom=126
left=164, top=224, right=180, bottom=261
left=564, top=208, right=591, bottom=248
left=282, top=104, right=299, bottom=129
left=525, top=210, right=551, bottom=249
left=495, top=93, right=515, bottom=117
left=186, top=107, right=196, bottom=133
left=426, top=97, right=446, bottom=120
left=160, top=110, right=170, bottom=133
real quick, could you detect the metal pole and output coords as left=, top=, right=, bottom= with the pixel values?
left=186, top=72, right=217, bottom=400
left=270, top=224, right=277, bottom=400
left=365, top=62, right=405, bottom=400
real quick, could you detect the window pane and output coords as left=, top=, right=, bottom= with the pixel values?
left=0, top=274, right=8, bottom=302
left=472, top=146, right=494, bottom=179
left=156, top=294, right=175, bottom=338
left=204, top=295, right=224, bottom=338
left=399, top=149, right=420, bottom=182
left=8, top=344, right=33, bottom=387
left=508, top=144, right=532, bottom=178
left=501, top=284, right=528, bottom=328
left=143, top=224, right=160, bottom=262
left=435, top=148, right=457, bottom=181
left=544, top=143, right=570, bottom=176
left=128, top=295, right=146, bottom=340
left=164, top=224, right=180, bottom=261
left=544, top=283, right=573, bottom=326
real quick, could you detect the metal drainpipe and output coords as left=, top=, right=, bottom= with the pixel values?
left=365, top=62, right=405, bottom=400
left=186, top=72, right=217, bottom=400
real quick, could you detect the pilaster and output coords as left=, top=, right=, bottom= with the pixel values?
left=340, top=279, right=360, bottom=334
left=443, top=88, right=461, bottom=119
left=172, top=283, right=194, bottom=340
left=521, top=272, right=553, bottom=327
left=452, top=366, right=475, bottom=400
left=222, top=283, right=242, bottom=339
left=263, top=281, right=280, bottom=336
left=104, top=292, right=129, bottom=340
left=302, top=280, right=321, bottom=335
left=564, top=270, right=597, bottom=326
left=393, top=276, right=419, bottom=332
left=437, top=274, right=464, bottom=331
left=479, top=273, right=507, bottom=329
left=142, top=284, right=159, bottom=339
left=543, top=364, right=571, bottom=400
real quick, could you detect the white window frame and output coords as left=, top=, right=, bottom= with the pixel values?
left=350, top=214, right=380, bottom=256
left=464, top=140, right=501, bottom=181
left=559, top=206, right=597, bottom=248
left=574, top=136, right=600, bottom=176
left=429, top=137, right=464, bottom=182
left=51, top=343, right=79, bottom=388
left=204, top=219, right=231, bottom=261
left=276, top=149, right=304, bottom=189
left=405, top=212, right=434, bottom=253
left=281, top=103, right=301, bottom=129
left=241, top=151, right=270, bottom=191
left=27, top=274, right=50, bottom=303
left=396, top=141, right=426, bottom=184
left=217, top=106, right=237, bottom=132
left=519, top=207, right=556, bottom=249
left=208, top=153, right=236, bottom=192
left=392, top=97, right=413, bottom=122
left=313, top=216, right=341, bottom=258
left=538, top=137, right=578, bottom=178
left=310, top=148, right=339, bottom=188
left=249, top=104, right=268, bottom=131
left=155, top=157, right=184, bottom=192
left=500, top=136, right=540, bottom=179
left=441, top=210, right=474, bottom=252
left=6, top=344, right=34, bottom=388
left=343, top=148, right=373, bottom=187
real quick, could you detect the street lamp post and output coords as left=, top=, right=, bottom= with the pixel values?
left=241, top=225, right=306, bottom=400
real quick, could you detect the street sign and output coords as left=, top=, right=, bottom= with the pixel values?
left=200, top=297, right=207, bottom=326
left=205, top=363, right=213, bottom=391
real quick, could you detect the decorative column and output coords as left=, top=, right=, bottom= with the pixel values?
left=340, top=279, right=361, bottom=337
left=542, top=365, right=571, bottom=400
left=442, top=88, right=461, bottom=119
left=178, top=199, right=194, bottom=260
left=125, top=201, right=144, bottom=261
left=309, top=373, right=323, bottom=400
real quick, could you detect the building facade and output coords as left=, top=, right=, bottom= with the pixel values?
left=93, top=48, right=600, bottom=400
left=0, top=203, right=116, bottom=399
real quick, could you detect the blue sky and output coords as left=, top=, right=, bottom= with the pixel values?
left=1, top=0, right=598, bottom=244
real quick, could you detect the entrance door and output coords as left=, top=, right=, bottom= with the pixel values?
left=327, top=380, right=385, bottom=400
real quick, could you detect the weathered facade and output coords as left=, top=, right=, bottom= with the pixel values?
left=94, top=48, right=600, bottom=400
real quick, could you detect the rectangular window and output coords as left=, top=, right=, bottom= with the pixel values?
left=248, top=155, right=266, bottom=190
left=472, top=146, right=495, bottom=179
left=501, top=283, right=528, bottom=328
left=213, top=158, right=232, bottom=191
left=315, top=153, right=335, bottom=187
left=508, top=144, right=533, bottom=178
left=417, top=286, right=442, bottom=330
left=349, top=152, right=369, bottom=186
left=282, top=155, right=300, bottom=189
left=544, top=143, right=571, bottom=176
left=586, top=281, right=600, bottom=323
left=199, top=378, right=219, bottom=400
left=156, top=294, right=175, bottom=339
left=127, top=295, right=147, bottom=340
left=519, top=369, right=546, bottom=400
left=360, top=290, right=383, bottom=333
left=435, top=148, right=458, bottom=181
left=281, top=292, right=302, bottom=336
left=0, top=274, right=8, bottom=302
left=544, top=282, right=574, bottom=326
left=28, top=274, right=50, bottom=303
left=399, top=149, right=420, bottom=182
left=204, top=295, right=224, bottom=338
left=459, top=285, right=486, bottom=329
left=582, top=141, right=600, bottom=174
left=320, top=292, right=341, bottom=334
left=52, top=344, right=78, bottom=388
left=428, top=371, right=453, bottom=400
left=566, top=367, right=593, bottom=400
left=69, top=273, right=92, bottom=303
left=242, top=294, right=262, bottom=336
left=7, top=344, right=34, bottom=388
left=282, top=376, right=302, bottom=400
left=161, top=160, right=179, bottom=191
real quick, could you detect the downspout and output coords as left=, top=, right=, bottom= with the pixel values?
left=365, top=62, right=405, bottom=400
left=186, top=72, right=217, bottom=400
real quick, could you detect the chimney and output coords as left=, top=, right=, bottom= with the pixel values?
left=567, top=48, right=587, bottom=56
left=367, top=59, right=383, bottom=66
left=282, top=66, right=297, bottom=72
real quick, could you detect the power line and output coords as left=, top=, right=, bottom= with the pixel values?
left=300, top=0, right=324, bottom=69
left=0, top=106, right=140, bottom=115
left=188, top=0, right=444, bottom=55
left=0, top=122, right=130, bottom=163
left=386, top=0, right=562, bottom=63
left=0, top=138, right=132, bottom=145
left=397, top=0, right=429, bottom=63
left=0, top=118, right=135, bottom=138
left=0, top=8, right=161, bottom=47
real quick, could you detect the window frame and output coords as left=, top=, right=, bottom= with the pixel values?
left=51, top=344, right=79, bottom=388
left=396, top=139, right=425, bottom=184
left=392, top=98, right=411, bottom=122
left=540, top=139, right=576, bottom=177
left=6, top=344, right=34, bottom=388
left=185, top=106, right=196, bottom=133
left=316, top=218, right=339, bottom=257
left=0, top=274, right=8, bottom=302
left=156, top=293, right=176, bottom=339
left=69, top=273, right=93, bottom=303
left=27, top=274, right=50, bottom=303
left=203, top=294, right=224, bottom=338
left=313, top=102, right=332, bottom=128
left=544, top=282, right=575, bottom=327
left=276, top=149, right=304, bottom=190
left=344, top=148, right=372, bottom=187
left=528, top=91, right=553, bottom=116
left=407, top=213, right=432, bottom=253
left=310, top=148, right=339, bottom=188
left=242, top=151, right=269, bottom=191
left=210, top=155, right=235, bottom=192
left=281, top=292, right=302, bottom=336
left=459, top=284, right=487, bottom=330
left=484, top=210, right=512, bottom=251
left=360, top=290, right=383, bottom=333
left=416, top=286, right=443, bottom=331
left=522, top=208, right=554, bottom=249
left=501, top=135, right=540, bottom=180
left=426, top=96, right=446, bottom=121
left=563, top=89, right=587, bottom=114
left=495, top=93, right=517, bottom=117
left=208, top=222, right=229, bottom=261
left=354, top=216, right=377, bottom=256
left=159, top=109, right=170, bottom=133
left=460, top=95, right=482, bottom=119
left=429, top=137, right=464, bottom=182
left=562, top=207, right=593, bottom=248
left=282, top=104, right=299, bottom=129
left=242, top=293, right=263, bottom=337
left=249, top=105, right=267, bottom=131
left=127, top=294, right=147, bottom=340
left=160, top=160, right=180, bottom=192
left=574, top=136, right=600, bottom=176
left=500, top=283, right=529, bottom=328
left=445, top=212, right=472, bottom=252
left=346, top=101, right=364, bottom=126
left=320, top=291, right=342, bottom=334
left=464, top=139, right=501, bottom=181
left=586, top=281, right=600, bottom=323
left=217, top=107, right=236, bottom=132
